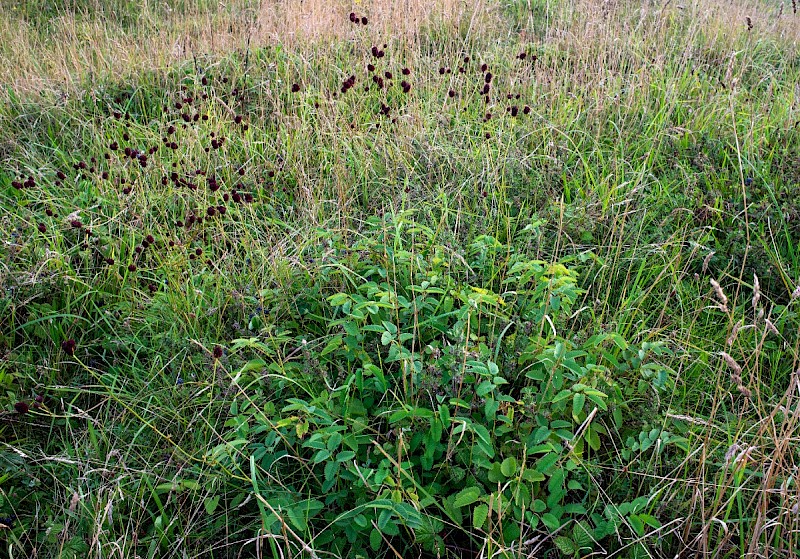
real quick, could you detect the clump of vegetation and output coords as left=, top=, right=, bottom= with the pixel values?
left=1, top=0, right=799, bottom=557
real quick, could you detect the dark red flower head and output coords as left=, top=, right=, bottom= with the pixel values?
left=14, top=402, right=29, bottom=414
left=61, top=338, right=76, bottom=355
left=213, top=345, right=224, bottom=359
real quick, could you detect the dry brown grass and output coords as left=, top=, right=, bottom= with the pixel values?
left=2, top=0, right=797, bottom=100
left=0, top=0, right=488, bottom=96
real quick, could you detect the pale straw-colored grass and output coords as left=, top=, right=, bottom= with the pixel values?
left=0, top=0, right=488, bottom=96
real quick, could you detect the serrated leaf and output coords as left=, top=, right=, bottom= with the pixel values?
left=473, top=504, right=489, bottom=530
left=573, top=520, right=594, bottom=549
left=552, top=388, right=573, bottom=403
left=535, top=452, right=559, bottom=475
left=554, top=536, right=577, bottom=555
left=319, top=335, right=343, bottom=357
left=639, top=514, right=661, bottom=528
left=453, top=486, right=481, bottom=508
left=629, top=514, right=645, bottom=536
left=287, top=506, right=307, bottom=532
left=613, top=407, right=623, bottom=429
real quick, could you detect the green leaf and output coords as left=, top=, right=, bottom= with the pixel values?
left=471, top=423, right=492, bottom=446
left=327, top=293, right=350, bottom=306
left=573, top=520, right=594, bottom=549
left=552, top=389, right=573, bottom=403
left=204, top=495, right=220, bottom=515
left=554, top=536, right=577, bottom=555
left=484, top=397, right=500, bottom=420
left=548, top=469, right=565, bottom=495
left=542, top=513, right=562, bottom=531
left=370, top=527, right=382, bottom=550
left=476, top=380, right=495, bottom=397
left=629, top=514, right=645, bottom=536
left=473, top=504, right=489, bottom=530
left=585, top=391, right=608, bottom=410
left=313, top=449, right=331, bottom=464
left=320, top=335, right=343, bottom=357
left=488, top=462, right=504, bottom=483
left=500, top=457, right=518, bottom=478
left=572, top=392, right=586, bottom=420
left=639, top=514, right=661, bottom=528
left=453, top=486, right=481, bottom=508
left=287, top=506, right=307, bottom=532
left=521, top=469, right=545, bottom=483
left=612, top=407, right=623, bottom=429
left=438, top=404, right=451, bottom=428
left=535, top=452, right=559, bottom=475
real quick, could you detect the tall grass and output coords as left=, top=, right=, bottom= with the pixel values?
left=1, top=0, right=799, bottom=557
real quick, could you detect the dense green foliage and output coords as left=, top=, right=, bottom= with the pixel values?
left=1, top=0, right=800, bottom=557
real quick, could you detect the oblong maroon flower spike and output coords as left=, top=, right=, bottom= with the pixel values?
left=213, top=345, right=223, bottom=359
left=61, top=338, right=76, bottom=355
left=14, top=402, right=29, bottom=414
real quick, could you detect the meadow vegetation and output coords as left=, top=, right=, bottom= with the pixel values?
left=1, top=0, right=800, bottom=557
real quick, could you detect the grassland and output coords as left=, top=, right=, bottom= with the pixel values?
left=1, top=0, right=800, bottom=557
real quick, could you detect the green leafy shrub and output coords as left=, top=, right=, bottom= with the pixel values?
left=211, top=213, right=680, bottom=557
